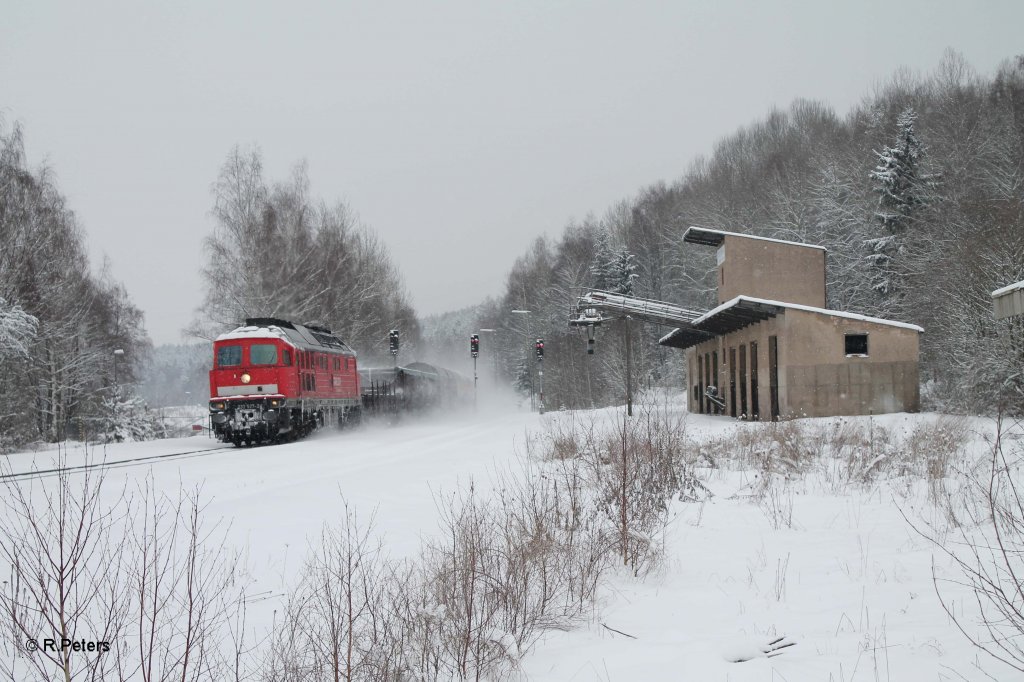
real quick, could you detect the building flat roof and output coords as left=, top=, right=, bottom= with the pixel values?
left=992, top=280, right=1024, bottom=297
left=683, top=226, right=828, bottom=251
left=659, top=296, right=923, bottom=350
left=694, top=296, right=924, bottom=332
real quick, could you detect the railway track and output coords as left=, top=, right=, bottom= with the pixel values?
left=0, top=443, right=237, bottom=482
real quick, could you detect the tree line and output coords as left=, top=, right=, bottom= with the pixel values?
left=476, top=51, right=1024, bottom=414
left=0, top=122, right=149, bottom=448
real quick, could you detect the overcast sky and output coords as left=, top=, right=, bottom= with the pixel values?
left=2, top=1, right=1021, bottom=345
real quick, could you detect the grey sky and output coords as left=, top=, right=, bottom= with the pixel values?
left=2, top=1, right=1020, bottom=345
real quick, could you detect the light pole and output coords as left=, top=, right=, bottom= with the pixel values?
left=510, top=310, right=535, bottom=410
left=479, top=328, right=498, bottom=385
left=112, top=348, right=125, bottom=439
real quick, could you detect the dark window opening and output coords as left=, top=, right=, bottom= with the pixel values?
left=217, top=345, right=242, bottom=367
left=768, top=336, right=780, bottom=421
left=845, top=333, right=868, bottom=356
left=750, top=342, right=759, bottom=420
left=712, top=351, right=719, bottom=414
left=697, top=354, right=704, bottom=414
left=729, top=347, right=737, bottom=418
left=282, top=350, right=292, bottom=366
left=739, top=344, right=747, bottom=417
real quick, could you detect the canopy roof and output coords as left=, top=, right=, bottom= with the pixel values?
left=658, top=296, right=923, bottom=350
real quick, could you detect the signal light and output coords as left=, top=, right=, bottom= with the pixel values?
left=389, top=329, right=399, bottom=355
left=470, top=334, right=479, bottom=358
left=535, top=338, right=544, bottom=360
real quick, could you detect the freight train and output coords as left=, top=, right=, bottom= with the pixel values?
left=208, top=318, right=470, bottom=446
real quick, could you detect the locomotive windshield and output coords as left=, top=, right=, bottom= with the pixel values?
left=250, top=344, right=279, bottom=365
left=217, top=345, right=242, bottom=367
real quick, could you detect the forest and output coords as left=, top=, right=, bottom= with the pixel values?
left=1, top=51, right=1023, bottom=450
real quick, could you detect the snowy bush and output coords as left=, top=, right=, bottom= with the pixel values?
left=99, top=392, right=163, bottom=442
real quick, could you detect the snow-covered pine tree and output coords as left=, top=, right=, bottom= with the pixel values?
left=589, top=229, right=616, bottom=291
left=865, top=107, right=938, bottom=308
left=608, top=249, right=639, bottom=296
left=870, top=107, right=933, bottom=231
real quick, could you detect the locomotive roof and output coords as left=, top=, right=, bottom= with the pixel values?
left=216, top=318, right=355, bottom=355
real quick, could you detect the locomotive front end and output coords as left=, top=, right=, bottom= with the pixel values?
left=209, top=331, right=295, bottom=446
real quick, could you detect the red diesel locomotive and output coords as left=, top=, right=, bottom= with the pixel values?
left=208, top=318, right=361, bottom=445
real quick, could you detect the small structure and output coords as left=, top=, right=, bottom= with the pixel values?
left=992, top=281, right=1024, bottom=320
left=660, top=227, right=922, bottom=420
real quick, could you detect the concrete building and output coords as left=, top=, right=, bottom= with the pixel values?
left=992, top=281, right=1024, bottom=320
left=660, top=227, right=922, bottom=420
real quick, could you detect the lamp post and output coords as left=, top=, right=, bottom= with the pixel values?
left=112, top=348, right=125, bottom=439
left=510, top=310, right=535, bottom=411
left=479, top=328, right=498, bottom=385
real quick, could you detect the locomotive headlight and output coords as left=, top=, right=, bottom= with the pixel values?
left=241, top=373, right=251, bottom=384
left=270, top=399, right=280, bottom=407
left=211, top=401, right=226, bottom=411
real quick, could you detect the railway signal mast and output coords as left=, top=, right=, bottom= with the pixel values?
left=389, top=329, right=399, bottom=367
left=470, top=334, right=480, bottom=402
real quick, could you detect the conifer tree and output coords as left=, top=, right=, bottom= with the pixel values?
left=865, top=107, right=938, bottom=306
left=589, top=229, right=616, bottom=291
left=608, top=249, right=639, bottom=296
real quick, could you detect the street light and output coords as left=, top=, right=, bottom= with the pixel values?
left=479, top=328, right=498, bottom=384
left=112, top=348, right=125, bottom=440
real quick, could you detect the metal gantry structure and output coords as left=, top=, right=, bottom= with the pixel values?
left=569, top=290, right=709, bottom=416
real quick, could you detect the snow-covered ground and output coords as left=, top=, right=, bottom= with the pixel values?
left=3, top=403, right=1020, bottom=680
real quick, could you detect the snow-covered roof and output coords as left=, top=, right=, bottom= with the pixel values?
left=693, top=296, right=924, bottom=332
left=215, top=325, right=293, bottom=343
left=992, top=280, right=1024, bottom=298
left=683, top=226, right=828, bottom=252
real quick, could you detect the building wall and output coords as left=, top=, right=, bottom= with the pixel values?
left=993, top=287, right=1024, bottom=320
left=779, top=309, right=919, bottom=418
left=718, top=235, right=826, bottom=308
left=686, top=310, right=920, bottom=419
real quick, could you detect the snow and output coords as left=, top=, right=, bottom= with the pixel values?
left=683, top=226, right=828, bottom=251
left=992, top=280, right=1024, bottom=297
left=215, top=325, right=292, bottom=342
left=3, top=404, right=1019, bottom=680
left=694, top=295, right=925, bottom=332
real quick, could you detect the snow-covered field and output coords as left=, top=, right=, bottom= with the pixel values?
left=3, top=402, right=1021, bottom=681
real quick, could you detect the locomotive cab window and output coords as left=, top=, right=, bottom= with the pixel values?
left=250, top=344, right=278, bottom=365
left=217, top=345, right=242, bottom=367
left=845, top=333, right=868, bottom=357
left=282, top=349, right=292, bottom=366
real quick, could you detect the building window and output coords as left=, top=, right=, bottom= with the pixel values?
left=845, top=333, right=868, bottom=356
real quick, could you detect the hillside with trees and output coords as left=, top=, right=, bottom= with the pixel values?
left=480, top=52, right=1024, bottom=415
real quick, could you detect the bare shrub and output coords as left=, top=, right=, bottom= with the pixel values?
left=410, top=471, right=610, bottom=681
left=921, top=418, right=1024, bottom=673
left=0, top=452, right=128, bottom=682
left=262, top=502, right=396, bottom=681
left=122, top=480, right=254, bottom=682
left=0, top=453, right=252, bottom=682
left=590, top=402, right=709, bottom=572
left=903, top=416, right=970, bottom=500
